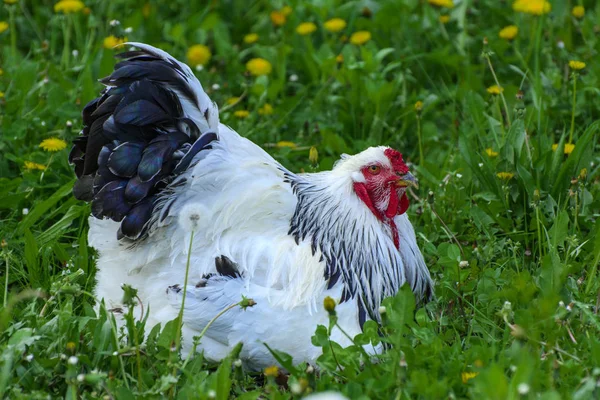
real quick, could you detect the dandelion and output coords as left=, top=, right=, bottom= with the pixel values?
left=439, top=15, right=450, bottom=24
left=349, top=31, right=371, bottom=45
left=414, top=101, right=423, bottom=112
left=296, top=22, right=317, bottom=35
left=487, top=85, right=504, bottom=95
left=0, top=68, right=3, bottom=76
left=264, top=366, right=279, bottom=377
left=178, top=203, right=208, bottom=232
left=270, top=10, right=286, bottom=26
left=323, top=296, right=336, bottom=314
left=571, top=6, right=584, bottom=18
left=258, top=103, right=274, bottom=115
left=186, top=44, right=211, bottom=67
left=335, top=54, right=344, bottom=63
left=512, top=0, right=551, bottom=15
left=324, top=18, right=347, bottom=32
left=517, top=383, right=530, bottom=395
left=309, top=146, right=319, bottom=166
left=281, top=6, right=292, bottom=16
left=234, top=110, right=250, bottom=118
left=103, top=35, right=127, bottom=49
left=497, top=172, right=515, bottom=180
left=24, top=161, right=47, bottom=171
left=54, top=0, right=85, bottom=13
left=0, top=91, right=4, bottom=98
left=461, top=372, right=479, bottom=384
left=243, top=33, right=259, bottom=44
left=226, top=97, right=240, bottom=105
left=499, top=25, right=518, bottom=40
left=568, top=60, right=585, bottom=70
left=276, top=141, right=296, bottom=148
left=0, top=21, right=8, bottom=34
left=485, top=148, right=499, bottom=157
left=428, top=0, right=454, bottom=8
left=552, top=143, right=575, bottom=155
left=40, top=138, right=67, bottom=152
left=246, top=58, right=272, bottom=76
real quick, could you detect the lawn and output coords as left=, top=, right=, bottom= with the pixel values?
left=1, top=0, right=599, bottom=398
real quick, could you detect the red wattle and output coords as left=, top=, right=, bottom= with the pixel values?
left=385, top=186, right=399, bottom=219
left=398, top=193, right=409, bottom=215
left=389, top=220, right=399, bottom=249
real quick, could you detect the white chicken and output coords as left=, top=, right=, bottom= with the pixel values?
left=69, top=43, right=433, bottom=370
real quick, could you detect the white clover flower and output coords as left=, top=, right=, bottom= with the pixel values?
left=289, top=74, right=298, bottom=82
left=66, top=120, right=73, bottom=127
left=124, top=27, right=133, bottom=34
left=25, top=354, right=34, bottom=362
left=68, top=356, right=78, bottom=365
left=207, top=390, right=216, bottom=399
left=22, top=208, right=29, bottom=215
left=290, top=382, right=303, bottom=395
left=195, top=65, right=204, bottom=72
left=109, top=20, right=120, bottom=26
left=77, top=374, right=85, bottom=382
left=211, top=84, right=220, bottom=90
left=459, top=260, right=469, bottom=268
left=72, top=50, right=79, bottom=57
left=456, top=173, right=463, bottom=178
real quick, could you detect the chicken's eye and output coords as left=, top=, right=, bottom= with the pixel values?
left=367, top=165, right=381, bottom=174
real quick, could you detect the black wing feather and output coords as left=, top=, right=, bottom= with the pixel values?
left=70, top=47, right=218, bottom=240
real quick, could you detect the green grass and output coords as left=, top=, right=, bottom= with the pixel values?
left=1, top=0, right=599, bottom=398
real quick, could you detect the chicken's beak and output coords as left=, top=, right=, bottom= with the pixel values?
left=395, top=172, right=419, bottom=189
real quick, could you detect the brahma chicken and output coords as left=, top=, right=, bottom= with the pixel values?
left=69, top=43, right=433, bottom=369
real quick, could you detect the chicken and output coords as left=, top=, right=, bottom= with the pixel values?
left=69, top=43, right=433, bottom=370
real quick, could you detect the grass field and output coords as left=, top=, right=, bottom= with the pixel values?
left=1, top=0, right=599, bottom=398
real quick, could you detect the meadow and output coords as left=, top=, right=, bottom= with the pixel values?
left=0, top=0, right=599, bottom=398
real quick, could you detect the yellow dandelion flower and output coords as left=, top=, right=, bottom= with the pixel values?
left=234, top=110, right=250, bottom=118
left=53, top=0, right=85, bottom=14
left=323, top=296, right=336, bottom=313
left=487, top=85, right=504, bottom=95
left=439, top=15, right=450, bottom=24
left=258, top=103, right=274, bottom=115
left=499, top=25, right=518, bottom=40
left=276, top=141, right=296, bottom=148
left=461, top=372, right=479, bottom=384
left=186, top=44, right=211, bottom=67
left=24, top=161, right=47, bottom=171
left=0, top=21, right=8, bottom=34
left=296, top=22, right=317, bottom=35
left=414, top=101, right=423, bottom=111
left=485, top=148, right=499, bottom=157
left=497, top=172, right=515, bottom=180
left=281, top=6, right=292, bottom=16
left=324, top=18, right=347, bottom=33
left=349, top=31, right=371, bottom=45
left=40, top=138, right=67, bottom=152
left=246, top=58, right=272, bottom=76
left=103, top=35, right=127, bottom=49
left=336, top=54, right=344, bottom=63
left=428, top=0, right=454, bottom=8
left=512, top=0, right=551, bottom=15
left=572, top=6, right=584, bottom=18
left=226, top=97, right=240, bottom=105
left=0, top=68, right=3, bottom=76
left=270, top=11, right=286, bottom=26
left=579, top=168, right=587, bottom=179
left=0, top=91, right=4, bottom=98
left=243, top=33, right=259, bottom=44
left=564, top=143, right=575, bottom=154
left=264, top=366, right=279, bottom=377
left=568, top=60, right=585, bottom=70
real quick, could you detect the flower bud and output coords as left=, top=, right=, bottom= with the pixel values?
left=323, top=296, right=336, bottom=314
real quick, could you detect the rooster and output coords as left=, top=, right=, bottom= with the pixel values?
left=70, top=43, right=433, bottom=370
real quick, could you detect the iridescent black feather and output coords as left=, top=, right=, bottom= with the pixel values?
left=70, top=47, right=218, bottom=240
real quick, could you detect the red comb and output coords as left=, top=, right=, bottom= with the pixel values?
left=384, top=148, right=409, bottom=173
